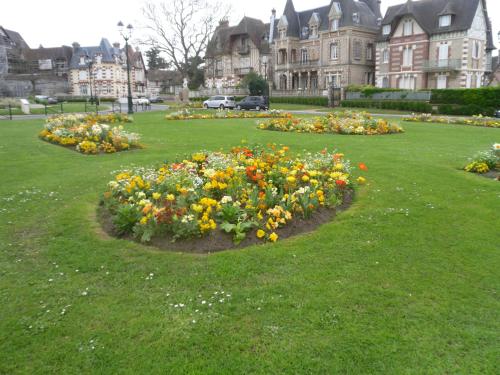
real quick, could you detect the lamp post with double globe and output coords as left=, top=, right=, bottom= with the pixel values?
left=117, top=21, right=134, bottom=115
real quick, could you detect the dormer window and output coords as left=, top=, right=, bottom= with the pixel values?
left=95, top=54, right=102, bottom=64
left=310, top=25, right=318, bottom=38
left=331, top=18, right=339, bottom=31
left=280, top=29, right=287, bottom=39
left=79, top=56, right=86, bottom=65
left=333, top=2, right=341, bottom=13
left=382, top=25, right=391, bottom=35
left=301, top=27, right=309, bottom=39
left=403, top=20, right=413, bottom=36
left=352, top=13, right=360, bottom=24
left=439, top=15, right=451, bottom=27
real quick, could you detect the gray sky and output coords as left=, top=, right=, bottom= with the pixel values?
left=2, top=0, right=499, bottom=55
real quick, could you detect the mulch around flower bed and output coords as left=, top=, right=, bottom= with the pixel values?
left=482, top=170, right=500, bottom=180
left=97, top=190, right=353, bottom=254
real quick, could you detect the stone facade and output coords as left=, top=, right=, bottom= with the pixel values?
left=205, top=17, right=273, bottom=89
left=273, top=0, right=381, bottom=93
left=69, top=39, right=147, bottom=99
left=375, top=0, right=495, bottom=90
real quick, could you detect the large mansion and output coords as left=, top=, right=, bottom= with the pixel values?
left=376, top=0, right=495, bottom=89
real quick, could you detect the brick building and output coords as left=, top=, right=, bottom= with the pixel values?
left=375, top=0, right=495, bottom=89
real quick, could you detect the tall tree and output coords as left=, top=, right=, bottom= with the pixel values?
left=145, top=47, right=168, bottom=70
left=141, top=0, right=229, bottom=84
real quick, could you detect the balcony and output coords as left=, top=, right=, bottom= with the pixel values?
left=215, top=69, right=223, bottom=77
left=288, top=59, right=321, bottom=70
left=237, top=45, right=250, bottom=55
left=234, top=67, right=253, bottom=75
left=422, top=59, right=461, bottom=72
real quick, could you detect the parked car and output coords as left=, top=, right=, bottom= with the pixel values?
left=34, top=95, right=49, bottom=104
left=495, top=109, right=500, bottom=118
left=149, top=97, right=163, bottom=103
left=134, top=98, right=150, bottom=105
left=47, top=97, right=59, bottom=104
left=235, top=96, right=268, bottom=111
left=203, top=96, right=236, bottom=109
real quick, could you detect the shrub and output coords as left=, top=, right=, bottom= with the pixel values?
left=341, top=100, right=432, bottom=113
left=270, top=96, right=329, bottom=107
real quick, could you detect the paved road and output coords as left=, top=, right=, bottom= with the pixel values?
left=0, top=104, right=170, bottom=121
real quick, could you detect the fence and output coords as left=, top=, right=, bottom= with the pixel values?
left=345, top=91, right=431, bottom=101
left=0, top=104, right=13, bottom=120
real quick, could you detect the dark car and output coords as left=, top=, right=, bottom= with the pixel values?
left=495, top=109, right=500, bottom=118
left=47, top=97, right=59, bottom=104
left=235, top=96, right=268, bottom=111
left=149, top=97, right=164, bottom=103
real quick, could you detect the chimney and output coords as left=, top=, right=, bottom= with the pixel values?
left=269, top=9, right=276, bottom=43
left=113, top=42, right=120, bottom=49
left=219, top=19, right=229, bottom=28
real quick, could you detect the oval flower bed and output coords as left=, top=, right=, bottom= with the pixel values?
left=258, top=111, right=404, bottom=135
left=464, top=143, right=499, bottom=180
left=100, top=145, right=367, bottom=252
left=165, top=109, right=292, bottom=121
left=39, top=114, right=141, bottom=154
left=405, top=113, right=500, bottom=128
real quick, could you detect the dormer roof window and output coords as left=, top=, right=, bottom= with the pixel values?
left=439, top=15, right=452, bottom=28
left=352, top=12, right=360, bottom=24
left=382, top=24, right=391, bottom=35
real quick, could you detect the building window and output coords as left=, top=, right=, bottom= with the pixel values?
left=383, top=49, right=389, bottom=63
left=79, top=56, right=86, bottom=65
left=403, top=47, right=413, bottom=66
left=476, top=73, right=482, bottom=87
left=280, top=29, right=286, bottom=39
left=331, top=18, right=339, bottom=31
left=403, top=20, right=413, bottom=36
left=78, top=70, right=88, bottom=80
left=399, top=75, right=415, bottom=89
left=366, top=43, right=373, bottom=60
left=310, top=25, right=318, bottom=38
left=352, top=12, right=360, bottom=24
left=353, top=41, right=361, bottom=60
left=437, top=74, right=447, bottom=89
left=300, top=49, right=309, bottom=63
left=332, top=2, right=341, bottom=13
left=382, top=76, right=389, bottom=88
left=472, top=41, right=481, bottom=59
left=382, top=25, right=391, bottom=35
left=80, top=85, right=88, bottom=95
left=466, top=73, right=472, bottom=88
left=330, top=43, right=339, bottom=60
left=438, top=44, right=449, bottom=67
left=439, top=15, right=451, bottom=27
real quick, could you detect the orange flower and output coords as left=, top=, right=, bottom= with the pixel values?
left=359, top=163, right=368, bottom=171
left=335, top=180, right=346, bottom=188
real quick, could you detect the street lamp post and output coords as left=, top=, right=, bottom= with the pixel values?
left=118, top=21, right=134, bottom=115
left=85, top=55, right=94, bottom=104
left=262, top=55, right=270, bottom=110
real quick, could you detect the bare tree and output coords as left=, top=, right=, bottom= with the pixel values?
left=141, top=0, right=229, bottom=85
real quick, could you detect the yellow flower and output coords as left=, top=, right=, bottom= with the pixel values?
left=269, top=232, right=279, bottom=242
left=257, top=230, right=266, bottom=239
left=287, top=176, right=296, bottom=184
left=140, top=216, right=148, bottom=225
left=152, top=192, right=161, bottom=200
left=357, top=177, right=367, bottom=185
left=166, top=194, right=176, bottom=201
left=302, top=175, right=310, bottom=182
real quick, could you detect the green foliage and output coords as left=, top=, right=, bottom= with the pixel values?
left=145, top=47, right=169, bottom=70
left=113, top=204, right=141, bottom=235
left=270, top=96, right=329, bottom=107
left=345, top=85, right=403, bottom=97
left=221, top=221, right=257, bottom=245
left=431, top=87, right=500, bottom=115
left=341, top=100, right=432, bottom=113
left=241, top=72, right=268, bottom=96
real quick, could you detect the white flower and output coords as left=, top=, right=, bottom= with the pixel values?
left=221, top=196, right=233, bottom=204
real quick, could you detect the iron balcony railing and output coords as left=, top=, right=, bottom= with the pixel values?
left=234, top=67, right=254, bottom=75
left=422, top=59, right=461, bottom=72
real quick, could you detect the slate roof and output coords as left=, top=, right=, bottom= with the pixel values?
left=147, top=69, right=183, bottom=84
left=69, top=38, right=122, bottom=69
left=279, top=0, right=381, bottom=39
left=206, top=17, right=275, bottom=58
left=0, top=26, right=29, bottom=50
left=377, top=0, right=496, bottom=50
left=25, top=46, right=73, bottom=62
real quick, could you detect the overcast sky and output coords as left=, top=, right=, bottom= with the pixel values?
left=2, top=0, right=499, bottom=55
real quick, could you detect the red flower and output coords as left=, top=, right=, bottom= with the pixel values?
left=358, top=163, right=368, bottom=171
left=335, top=180, right=346, bottom=187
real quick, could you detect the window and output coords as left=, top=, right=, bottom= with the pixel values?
left=301, top=49, right=309, bottom=63
left=382, top=76, right=389, bottom=88
left=331, top=19, right=339, bottom=31
left=439, top=15, right=451, bottom=27
left=403, top=20, right=413, bottom=36
left=310, top=25, right=318, bottom=38
left=403, top=47, right=413, bottom=66
left=383, top=49, right=389, bottom=63
left=438, top=44, right=449, bottom=67
left=476, top=73, right=482, bottom=87
left=473, top=41, right=481, bottom=59
left=79, top=56, right=86, bottom=65
left=330, top=43, right=339, bottom=60
left=366, top=43, right=373, bottom=60
left=466, top=73, right=472, bottom=88
left=352, top=12, right=360, bottom=24
left=78, top=70, right=88, bottom=80
left=333, top=2, right=341, bottom=13
left=280, top=29, right=286, bottom=39
left=382, top=25, right=391, bottom=35
left=80, top=85, right=88, bottom=95
left=437, top=74, right=447, bottom=89
left=399, top=75, right=415, bottom=89
left=353, top=41, right=361, bottom=60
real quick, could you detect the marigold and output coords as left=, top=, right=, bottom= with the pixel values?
left=269, top=232, right=279, bottom=242
left=257, top=230, right=266, bottom=239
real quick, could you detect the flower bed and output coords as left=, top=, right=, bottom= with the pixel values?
left=165, top=109, right=292, bottom=121
left=101, top=145, right=367, bottom=251
left=464, top=143, right=499, bottom=180
left=258, top=111, right=404, bottom=135
left=404, top=113, right=500, bottom=128
left=39, top=114, right=141, bottom=154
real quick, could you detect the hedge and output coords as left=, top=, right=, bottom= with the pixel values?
left=341, top=100, right=432, bottom=113
left=435, top=104, right=495, bottom=117
left=269, top=96, right=329, bottom=107
left=430, top=87, right=500, bottom=107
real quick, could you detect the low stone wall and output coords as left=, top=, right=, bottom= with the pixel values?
left=0, top=74, right=70, bottom=97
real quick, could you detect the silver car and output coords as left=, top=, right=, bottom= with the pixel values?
left=203, top=96, right=235, bottom=109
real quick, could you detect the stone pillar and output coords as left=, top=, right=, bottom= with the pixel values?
left=307, top=71, right=311, bottom=91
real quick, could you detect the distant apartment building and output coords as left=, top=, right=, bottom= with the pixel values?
left=204, top=17, right=274, bottom=89
left=273, top=0, right=382, bottom=92
left=0, top=26, right=29, bottom=76
left=375, top=0, right=495, bottom=89
left=147, top=69, right=183, bottom=97
left=69, top=39, right=147, bottom=98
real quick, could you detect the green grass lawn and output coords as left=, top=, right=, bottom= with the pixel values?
left=0, top=113, right=499, bottom=374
